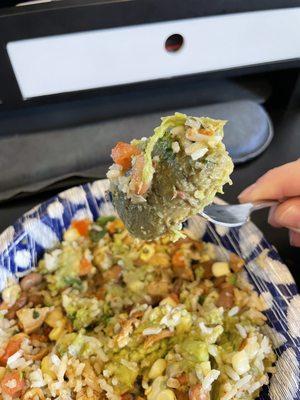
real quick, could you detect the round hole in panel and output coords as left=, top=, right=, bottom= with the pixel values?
left=165, top=34, right=184, bottom=53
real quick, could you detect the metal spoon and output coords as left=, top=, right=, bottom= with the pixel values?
left=199, top=201, right=278, bottom=227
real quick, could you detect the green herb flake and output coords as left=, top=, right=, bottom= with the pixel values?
left=33, top=310, right=40, bottom=319
left=228, top=273, right=238, bottom=286
left=96, top=216, right=116, bottom=227
left=89, top=228, right=107, bottom=243
left=63, top=277, right=83, bottom=290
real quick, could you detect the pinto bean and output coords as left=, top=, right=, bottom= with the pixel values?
left=27, top=293, right=44, bottom=307
left=229, top=253, right=245, bottom=273
left=20, top=273, right=42, bottom=291
left=24, top=347, right=48, bottom=361
left=214, top=276, right=226, bottom=288
left=216, top=284, right=234, bottom=309
left=202, top=261, right=213, bottom=279
left=6, top=292, right=28, bottom=319
left=174, top=390, right=189, bottom=400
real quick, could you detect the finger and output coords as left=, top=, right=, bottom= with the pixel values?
left=289, top=230, right=300, bottom=247
left=238, top=159, right=300, bottom=202
left=267, top=206, right=282, bottom=228
left=268, top=198, right=300, bottom=230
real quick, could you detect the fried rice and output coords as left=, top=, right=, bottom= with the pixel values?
left=0, top=217, right=275, bottom=400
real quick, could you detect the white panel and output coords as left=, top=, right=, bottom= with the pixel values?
left=7, top=8, right=300, bottom=99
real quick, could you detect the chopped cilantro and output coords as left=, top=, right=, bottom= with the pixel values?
left=97, top=216, right=116, bottom=227
left=63, top=277, right=83, bottom=290
left=33, top=310, right=40, bottom=319
left=198, top=295, right=205, bottom=305
left=89, top=228, right=107, bottom=243
left=228, top=273, right=238, bottom=286
left=155, top=135, right=176, bottom=162
left=100, top=313, right=112, bottom=327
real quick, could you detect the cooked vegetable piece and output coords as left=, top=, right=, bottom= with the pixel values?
left=0, top=334, right=26, bottom=366
left=0, top=371, right=25, bottom=398
left=111, top=142, right=141, bottom=170
left=71, top=219, right=91, bottom=236
left=107, top=113, right=233, bottom=240
left=16, top=307, right=50, bottom=334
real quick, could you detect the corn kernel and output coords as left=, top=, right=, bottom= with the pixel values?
left=232, top=350, right=250, bottom=375
left=200, top=361, right=211, bottom=375
left=45, top=307, right=65, bottom=328
left=64, top=227, right=80, bottom=242
left=212, top=262, right=230, bottom=277
left=41, top=355, right=56, bottom=379
left=49, top=325, right=66, bottom=341
left=160, top=297, right=178, bottom=308
left=148, top=359, right=167, bottom=380
left=156, top=389, right=176, bottom=400
left=140, top=244, right=155, bottom=262
left=150, top=253, right=170, bottom=268
left=2, top=284, right=21, bottom=307
left=0, top=367, right=6, bottom=380
left=127, top=280, right=144, bottom=293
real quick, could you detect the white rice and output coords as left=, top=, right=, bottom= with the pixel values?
left=224, top=365, right=240, bottom=382
left=235, top=374, right=252, bottom=389
left=202, top=369, right=220, bottom=392
left=199, top=322, right=213, bottom=335
left=99, top=378, right=119, bottom=400
left=142, top=327, right=162, bottom=335
left=228, top=306, right=239, bottom=317
left=7, top=349, right=23, bottom=369
left=5, top=379, right=17, bottom=389
left=236, top=324, right=247, bottom=339
left=29, top=369, right=46, bottom=388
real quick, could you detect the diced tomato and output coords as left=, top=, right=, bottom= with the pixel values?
left=111, top=142, right=140, bottom=171
left=79, top=258, right=92, bottom=276
left=199, top=128, right=214, bottom=136
left=106, top=219, right=125, bottom=234
left=171, top=251, right=186, bottom=269
left=71, top=219, right=91, bottom=236
left=121, top=393, right=134, bottom=400
left=0, top=371, right=25, bottom=398
left=129, top=154, right=149, bottom=196
left=0, top=335, right=25, bottom=366
left=102, top=265, right=122, bottom=282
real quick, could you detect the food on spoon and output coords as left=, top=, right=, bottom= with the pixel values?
left=107, top=113, right=233, bottom=240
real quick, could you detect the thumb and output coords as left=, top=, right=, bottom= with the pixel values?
left=268, top=197, right=300, bottom=230
left=239, top=159, right=300, bottom=202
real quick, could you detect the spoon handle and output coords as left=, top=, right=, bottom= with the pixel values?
left=251, top=200, right=278, bottom=212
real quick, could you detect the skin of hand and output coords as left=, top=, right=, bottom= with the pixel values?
left=238, top=159, right=300, bottom=247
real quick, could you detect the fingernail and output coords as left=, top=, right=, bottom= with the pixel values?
left=289, top=231, right=294, bottom=246
left=277, top=205, right=300, bottom=228
left=268, top=206, right=279, bottom=227
left=238, top=184, right=257, bottom=201
left=287, top=227, right=300, bottom=233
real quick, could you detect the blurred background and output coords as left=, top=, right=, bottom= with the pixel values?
left=0, top=0, right=299, bottom=282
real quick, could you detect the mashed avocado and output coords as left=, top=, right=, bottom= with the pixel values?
left=107, top=113, right=233, bottom=240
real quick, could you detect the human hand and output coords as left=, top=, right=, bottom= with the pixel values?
left=238, top=159, right=300, bottom=247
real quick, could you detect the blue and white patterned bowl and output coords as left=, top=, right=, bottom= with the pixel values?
left=0, top=179, right=299, bottom=400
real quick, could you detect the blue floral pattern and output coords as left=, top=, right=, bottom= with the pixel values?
left=0, top=179, right=299, bottom=400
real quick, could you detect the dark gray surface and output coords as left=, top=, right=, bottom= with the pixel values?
left=0, top=100, right=271, bottom=201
